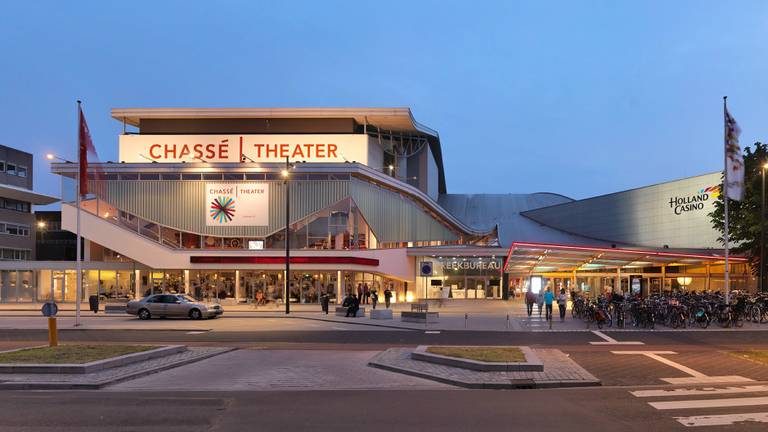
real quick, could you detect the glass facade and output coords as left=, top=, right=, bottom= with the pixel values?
left=80, top=196, right=385, bottom=252
left=415, top=256, right=503, bottom=300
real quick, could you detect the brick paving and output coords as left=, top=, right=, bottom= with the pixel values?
left=368, top=347, right=600, bottom=388
left=0, top=346, right=233, bottom=389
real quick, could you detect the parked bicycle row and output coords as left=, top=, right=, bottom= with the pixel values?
left=570, top=292, right=768, bottom=329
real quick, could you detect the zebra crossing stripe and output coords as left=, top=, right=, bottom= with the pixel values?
left=674, top=412, right=768, bottom=427
left=632, top=385, right=768, bottom=398
left=649, top=396, right=768, bottom=410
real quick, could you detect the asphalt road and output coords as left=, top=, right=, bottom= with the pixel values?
left=3, top=387, right=768, bottom=432
left=1, top=328, right=767, bottom=430
left=1, top=327, right=767, bottom=348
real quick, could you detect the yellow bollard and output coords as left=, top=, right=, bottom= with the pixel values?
left=48, top=317, right=58, bottom=347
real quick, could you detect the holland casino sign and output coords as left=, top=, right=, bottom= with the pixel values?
left=668, top=185, right=720, bottom=216
left=118, top=134, right=371, bottom=164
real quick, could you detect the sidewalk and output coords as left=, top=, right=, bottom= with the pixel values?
left=1, top=301, right=767, bottom=332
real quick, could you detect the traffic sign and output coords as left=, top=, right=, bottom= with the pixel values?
left=41, top=302, right=58, bottom=317
left=420, top=261, right=433, bottom=276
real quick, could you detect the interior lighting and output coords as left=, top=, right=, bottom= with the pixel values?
left=676, top=276, right=693, bottom=287
left=281, top=169, right=289, bottom=178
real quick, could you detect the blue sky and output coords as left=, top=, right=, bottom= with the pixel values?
left=1, top=0, right=766, bottom=202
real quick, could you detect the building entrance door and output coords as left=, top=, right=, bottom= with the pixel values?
left=52, top=271, right=65, bottom=302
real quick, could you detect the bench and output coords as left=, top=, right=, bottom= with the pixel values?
left=411, top=303, right=429, bottom=312
left=335, top=306, right=365, bottom=317
left=370, top=309, right=393, bottom=320
left=401, top=311, right=439, bottom=323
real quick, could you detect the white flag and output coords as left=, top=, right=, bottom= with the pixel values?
left=725, top=106, right=744, bottom=201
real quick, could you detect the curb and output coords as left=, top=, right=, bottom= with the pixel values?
left=368, top=351, right=602, bottom=390
left=368, top=360, right=600, bottom=389
left=0, top=347, right=237, bottom=390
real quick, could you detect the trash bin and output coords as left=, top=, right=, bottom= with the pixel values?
left=88, top=295, right=99, bottom=314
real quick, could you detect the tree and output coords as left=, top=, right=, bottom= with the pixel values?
left=709, top=142, right=768, bottom=283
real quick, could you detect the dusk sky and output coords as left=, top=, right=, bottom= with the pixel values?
left=1, top=1, right=767, bottom=204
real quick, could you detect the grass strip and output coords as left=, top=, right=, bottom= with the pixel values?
left=0, top=344, right=158, bottom=364
left=730, top=350, right=768, bottom=366
left=426, top=346, right=525, bottom=363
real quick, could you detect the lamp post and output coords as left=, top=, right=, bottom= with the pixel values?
left=761, top=162, right=768, bottom=292
left=282, top=158, right=290, bottom=314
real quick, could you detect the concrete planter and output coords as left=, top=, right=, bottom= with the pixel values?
left=411, top=345, right=544, bottom=372
left=400, top=311, right=439, bottom=323
left=0, top=345, right=187, bottom=374
left=370, top=309, right=393, bottom=320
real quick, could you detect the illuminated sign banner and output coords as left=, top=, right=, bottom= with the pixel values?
left=119, top=134, right=371, bottom=164
left=205, top=183, right=269, bottom=226
left=668, top=185, right=720, bottom=216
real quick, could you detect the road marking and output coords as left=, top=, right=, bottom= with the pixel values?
left=674, top=412, right=768, bottom=427
left=589, top=331, right=644, bottom=345
left=331, top=326, right=348, bottom=331
left=425, top=330, right=441, bottom=334
left=186, top=331, right=207, bottom=335
left=632, top=385, right=768, bottom=398
left=650, top=396, right=768, bottom=410
left=612, top=351, right=754, bottom=384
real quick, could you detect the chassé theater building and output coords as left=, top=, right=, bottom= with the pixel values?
left=0, top=108, right=752, bottom=304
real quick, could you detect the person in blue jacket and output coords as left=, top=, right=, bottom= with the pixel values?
left=543, top=287, right=555, bottom=321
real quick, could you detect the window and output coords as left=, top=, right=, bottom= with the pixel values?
left=222, top=173, right=243, bottom=180
left=139, top=173, right=160, bottom=180
left=202, top=173, right=222, bottom=180
left=161, top=173, right=181, bottom=180
left=0, top=199, right=30, bottom=213
left=1, top=223, right=31, bottom=237
left=6, top=163, right=15, bottom=175
left=0, top=161, right=5, bottom=172
left=17, top=166, right=27, bottom=178
left=181, top=173, right=201, bottom=180
left=0, top=248, right=31, bottom=260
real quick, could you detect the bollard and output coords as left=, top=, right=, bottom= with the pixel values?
left=506, top=314, right=510, bottom=329
left=48, top=317, right=58, bottom=347
left=549, top=313, right=553, bottom=330
left=464, top=313, right=468, bottom=329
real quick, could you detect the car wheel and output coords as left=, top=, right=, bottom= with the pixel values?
left=138, top=308, right=151, bottom=320
left=189, top=309, right=202, bottom=320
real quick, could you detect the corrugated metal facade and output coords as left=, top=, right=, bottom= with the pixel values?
left=350, top=180, right=459, bottom=243
left=89, top=178, right=459, bottom=242
left=90, top=180, right=349, bottom=237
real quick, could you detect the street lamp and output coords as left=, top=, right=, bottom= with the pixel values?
left=761, top=162, right=768, bottom=292
left=283, top=158, right=291, bottom=314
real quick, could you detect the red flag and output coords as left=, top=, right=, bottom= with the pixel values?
left=78, top=105, right=101, bottom=196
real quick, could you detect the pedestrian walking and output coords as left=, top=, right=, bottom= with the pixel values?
left=525, top=289, right=535, bottom=317
left=384, top=288, right=392, bottom=309
left=536, top=290, right=544, bottom=317
left=356, top=283, right=363, bottom=303
left=543, top=288, right=554, bottom=321
left=320, top=292, right=330, bottom=315
left=363, top=283, right=370, bottom=304
left=371, top=290, right=379, bottom=309
left=557, top=289, right=567, bottom=321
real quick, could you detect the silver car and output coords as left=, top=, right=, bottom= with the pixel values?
left=126, top=294, right=223, bottom=320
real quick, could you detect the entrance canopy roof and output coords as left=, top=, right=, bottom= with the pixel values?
left=503, top=241, right=747, bottom=274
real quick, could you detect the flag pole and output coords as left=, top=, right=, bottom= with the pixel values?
left=723, top=96, right=730, bottom=304
left=75, top=100, right=83, bottom=327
